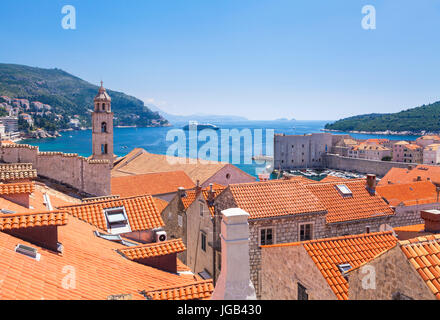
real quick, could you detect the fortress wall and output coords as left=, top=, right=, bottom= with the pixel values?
left=0, top=145, right=110, bottom=196
left=323, top=153, right=410, bottom=177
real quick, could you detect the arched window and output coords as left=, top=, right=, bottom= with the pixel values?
left=102, top=103, right=106, bottom=111
left=101, top=122, right=107, bottom=133
left=101, top=144, right=108, bottom=154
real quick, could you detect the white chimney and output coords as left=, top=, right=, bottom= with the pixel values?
left=211, top=208, right=256, bottom=300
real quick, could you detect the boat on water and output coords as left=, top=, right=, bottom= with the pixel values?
left=182, top=121, right=220, bottom=131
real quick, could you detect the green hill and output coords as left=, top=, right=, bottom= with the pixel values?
left=0, top=63, right=168, bottom=128
left=325, top=100, right=440, bottom=133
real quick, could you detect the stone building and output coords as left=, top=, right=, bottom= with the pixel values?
left=347, top=143, right=391, bottom=161
left=91, top=81, right=114, bottom=166
left=160, top=182, right=225, bottom=279
left=211, top=176, right=396, bottom=298
left=423, top=143, right=440, bottom=165
left=416, top=135, right=440, bottom=149
left=260, top=231, right=397, bottom=300
left=274, top=132, right=333, bottom=170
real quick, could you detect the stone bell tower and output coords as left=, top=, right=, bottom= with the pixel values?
left=92, top=81, right=114, bottom=166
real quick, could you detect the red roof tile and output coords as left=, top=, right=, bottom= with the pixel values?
left=379, top=165, right=440, bottom=186
left=227, top=180, right=326, bottom=219
left=305, top=180, right=395, bottom=223
left=118, top=239, right=186, bottom=260
left=59, top=195, right=164, bottom=232
left=0, top=182, right=34, bottom=195
left=377, top=181, right=439, bottom=206
left=0, top=215, right=204, bottom=300
left=143, top=280, right=214, bottom=300
left=0, top=211, right=68, bottom=230
left=111, top=171, right=195, bottom=197
left=400, top=234, right=440, bottom=299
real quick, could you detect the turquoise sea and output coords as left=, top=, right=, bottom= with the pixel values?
left=19, top=120, right=420, bottom=178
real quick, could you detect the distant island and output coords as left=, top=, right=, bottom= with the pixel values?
left=0, top=63, right=169, bottom=137
left=325, top=100, right=440, bottom=135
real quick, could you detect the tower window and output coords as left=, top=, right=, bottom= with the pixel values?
left=102, top=103, right=106, bottom=111
left=101, top=144, right=108, bottom=154
left=101, top=122, right=107, bottom=133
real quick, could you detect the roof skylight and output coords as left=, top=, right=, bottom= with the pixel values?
left=94, top=231, right=138, bottom=247
left=336, top=184, right=352, bottom=196
left=103, top=206, right=131, bottom=235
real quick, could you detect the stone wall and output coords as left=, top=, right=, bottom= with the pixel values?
left=391, top=203, right=439, bottom=227
left=160, top=192, right=187, bottom=263
left=323, top=153, right=409, bottom=177
left=348, top=246, right=434, bottom=300
left=261, top=245, right=336, bottom=300
left=325, top=216, right=394, bottom=238
left=0, top=144, right=110, bottom=196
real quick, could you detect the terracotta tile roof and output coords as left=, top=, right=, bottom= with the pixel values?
left=264, top=231, right=397, bottom=300
left=111, top=171, right=195, bottom=197
left=181, top=190, right=199, bottom=210
left=180, top=184, right=225, bottom=215
left=418, top=135, right=440, bottom=141
left=153, top=197, right=169, bottom=213
left=143, top=280, right=214, bottom=300
left=0, top=211, right=68, bottom=230
left=405, top=144, right=422, bottom=151
left=377, top=181, right=439, bottom=206
left=400, top=234, right=440, bottom=299
left=227, top=180, right=326, bottom=219
left=0, top=182, right=34, bottom=195
left=305, top=180, right=395, bottom=223
left=118, top=239, right=186, bottom=260
left=319, top=175, right=353, bottom=183
left=111, top=148, right=255, bottom=184
left=58, top=195, right=164, bottom=232
left=0, top=169, right=37, bottom=181
left=378, top=165, right=440, bottom=186
left=352, top=143, right=390, bottom=151
left=0, top=215, right=204, bottom=300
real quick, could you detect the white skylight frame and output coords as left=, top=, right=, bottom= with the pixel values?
left=337, top=263, right=352, bottom=274
left=336, top=184, right=353, bottom=196
left=103, top=206, right=132, bottom=235
left=15, top=244, right=41, bottom=261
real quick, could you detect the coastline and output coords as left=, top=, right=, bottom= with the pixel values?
left=322, top=128, right=424, bottom=136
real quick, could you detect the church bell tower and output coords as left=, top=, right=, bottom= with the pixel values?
left=92, top=81, right=114, bottom=166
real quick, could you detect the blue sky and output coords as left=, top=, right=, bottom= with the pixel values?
left=1, top=0, right=440, bottom=120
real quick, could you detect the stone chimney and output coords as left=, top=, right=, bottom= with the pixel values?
left=177, top=186, right=186, bottom=198
left=207, top=183, right=215, bottom=206
left=211, top=208, right=256, bottom=300
left=195, top=180, right=202, bottom=195
left=366, top=174, right=376, bottom=195
left=421, top=210, right=440, bottom=233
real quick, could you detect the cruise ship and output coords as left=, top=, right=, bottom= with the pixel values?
left=182, top=121, right=220, bottom=131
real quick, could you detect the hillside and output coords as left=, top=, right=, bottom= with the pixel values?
left=325, top=100, right=440, bottom=133
left=0, top=63, right=168, bottom=129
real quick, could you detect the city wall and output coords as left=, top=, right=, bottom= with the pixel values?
left=323, top=153, right=410, bottom=177
left=0, top=144, right=110, bottom=196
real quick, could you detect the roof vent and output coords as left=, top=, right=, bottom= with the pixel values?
left=1, top=209, right=15, bottom=214
left=94, top=230, right=138, bottom=246
left=15, top=244, right=40, bottom=261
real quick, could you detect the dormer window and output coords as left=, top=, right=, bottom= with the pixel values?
left=104, top=206, right=131, bottom=234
